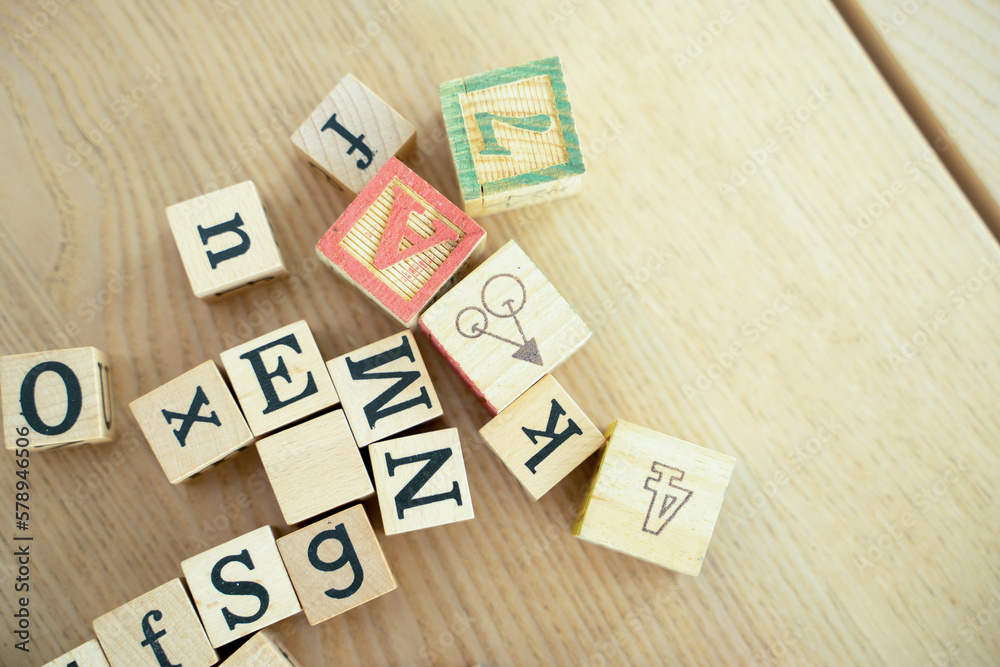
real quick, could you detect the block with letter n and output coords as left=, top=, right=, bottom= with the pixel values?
left=316, top=157, right=486, bottom=328
left=370, top=428, right=474, bottom=535
left=326, top=330, right=443, bottom=447
left=440, top=56, right=585, bottom=217
left=1, top=346, right=115, bottom=450
left=167, top=181, right=287, bottom=300
left=573, top=420, right=736, bottom=576
left=40, top=639, right=111, bottom=667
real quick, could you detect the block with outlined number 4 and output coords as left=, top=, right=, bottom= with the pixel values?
left=573, top=420, right=736, bottom=576
left=41, top=639, right=111, bottom=667
left=181, top=526, right=301, bottom=648
left=1, top=346, right=114, bottom=450
left=167, top=181, right=287, bottom=300
left=277, top=505, right=396, bottom=625
left=326, top=330, right=442, bottom=448
left=315, top=157, right=486, bottom=328
left=370, top=428, right=474, bottom=535
left=440, top=56, right=585, bottom=216
left=130, top=360, right=254, bottom=483
left=292, top=74, right=416, bottom=195
left=219, top=628, right=303, bottom=666
left=479, top=374, right=604, bottom=500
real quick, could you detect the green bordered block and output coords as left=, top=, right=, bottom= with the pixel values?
left=440, top=56, right=585, bottom=217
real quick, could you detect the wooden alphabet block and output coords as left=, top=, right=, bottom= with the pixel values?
left=167, top=181, right=287, bottom=299
left=219, top=320, right=339, bottom=437
left=1, top=347, right=114, bottom=450
left=292, top=74, right=416, bottom=195
left=41, top=639, right=111, bottom=667
left=419, top=240, right=591, bottom=414
left=439, top=56, right=585, bottom=217
left=326, top=330, right=443, bottom=447
left=276, top=504, right=396, bottom=625
left=370, top=428, right=474, bottom=535
left=479, top=374, right=604, bottom=500
left=572, top=420, right=736, bottom=576
left=315, top=157, right=486, bottom=327
left=181, top=526, right=302, bottom=648
left=219, top=628, right=303, bottom=666
left=256, top=410, right=373, bottom=525
left=130, top=360, right=254, bottom=483
left=92, top=578, right=217, bottom=667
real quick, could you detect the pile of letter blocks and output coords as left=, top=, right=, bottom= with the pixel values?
left=0, top=57, right=736, bottom=667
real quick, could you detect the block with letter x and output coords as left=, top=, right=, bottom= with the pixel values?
left=315, top=157, right=486, bottom=328
left=326, top=330, right=443, bottom=448
left=370, top=428, right=474, bottom=535
left=167, top=181, right=287, bottom=300
left=130, top=360, right=254, bottom=483
left=573, top=420, right=736, bottom=576
left=440, top=56, right=585, bottom=216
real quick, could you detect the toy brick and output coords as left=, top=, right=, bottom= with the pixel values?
left=218, top=628, right=303, bottom=666
left=40, top=639, right=111, bottom=667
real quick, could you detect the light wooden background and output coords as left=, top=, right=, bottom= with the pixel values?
left=1, top=0, right=999, bottom=665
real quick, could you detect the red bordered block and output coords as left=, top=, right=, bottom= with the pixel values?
left=315, top=157, right=486, bottom=328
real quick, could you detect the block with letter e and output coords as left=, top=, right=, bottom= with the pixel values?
left=41, top=639, right=111, bottom=667
left=277, top=505, right=396, bottom=625
left=220, top=320, right=339, bottom=437
left=130, top=360, right=254, bottom=483
left=181, top=526, right=301, bottom=648
left=370, top=428, right=474, bottom=535
left=440, top=56, right=585, bottom=216
left=292, top=74, right=416, bottom=195
left=167, top=181, right=287, bottom=300
left=1, top=346, right=115, bottom=450
left=479, top=374, right=604, bottom=500
left=573, top=420, right=736, bottom=576
left=316, top=157, right=486, bottom=328
left=219, top=628, right=303, bottom=666
left=326, top=330, right=442, bottom=448
left=92, top=578, right=217, bottom=667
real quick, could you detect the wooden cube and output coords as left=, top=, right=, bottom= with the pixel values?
left=1, top=347, right=115, bottom=450
left=326, top=330, right=443, bottom=447
left=419, top=240, right=591, bottom=414
left=41, top=639, right=111, bottom=667
left=572, top=420, right=736, bottom=576
left=292, top=74, right=416, bottom=195
left=92, top=578, right=217, bottom=667
left=256, top=410, right=373, bottom=525
left=219, top=628, right=303, bottom=666
left=276, top=505, right=396, bottom=625
left=219, top=320, right=339, bottom=437
left=130, top=360, right=254, bottom=483
left=167, top=181, right=287, bottom=300
left=370, top=428, right=474, bottom=535
left=180, top=526, right=302, bottom=648
left=439, top=56, right=585, bottom=217
left=315, top=157, right=486, bottom=328
left=479, top=374, right=604, bottom=500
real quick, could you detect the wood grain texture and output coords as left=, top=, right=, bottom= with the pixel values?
left=1, top=0, right=1000, bottom=665
left=39, top=639, right=110, bottom=667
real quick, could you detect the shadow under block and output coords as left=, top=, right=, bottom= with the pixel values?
left=219, top=628, right=303, bottom=666
left=92, top=578, right=217, bottom=667
left=572, top=420, right=736, bottom=576
left=419, top=239, right=592, bottom=414
left=219, top=320, right=339, bottom=437
left=370, top=428, right=474, bottom=535
left=130, top=360, right=254, bottom=483
left=256, top=410, right=373, bottom=525
left=326, top=330, right=443, bottom=447
left=479, top=374, right=604, bottom=500
left=0, top=346, right=115, bottom=450
left=277, top=505, right=397, bottom=625
left=41, top=639, right=111, bottom=667
left=291, top=74, right=416, bottom=195
left=181, top=526, right=302, bottom=648
left=315, top=157, right=486, bottom=328
left=439, top=56, right=585, bottom=217
left=166, top=180, right=287, bottom=300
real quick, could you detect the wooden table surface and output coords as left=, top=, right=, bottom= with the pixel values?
left=2, top=0, right=999, bottom=665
